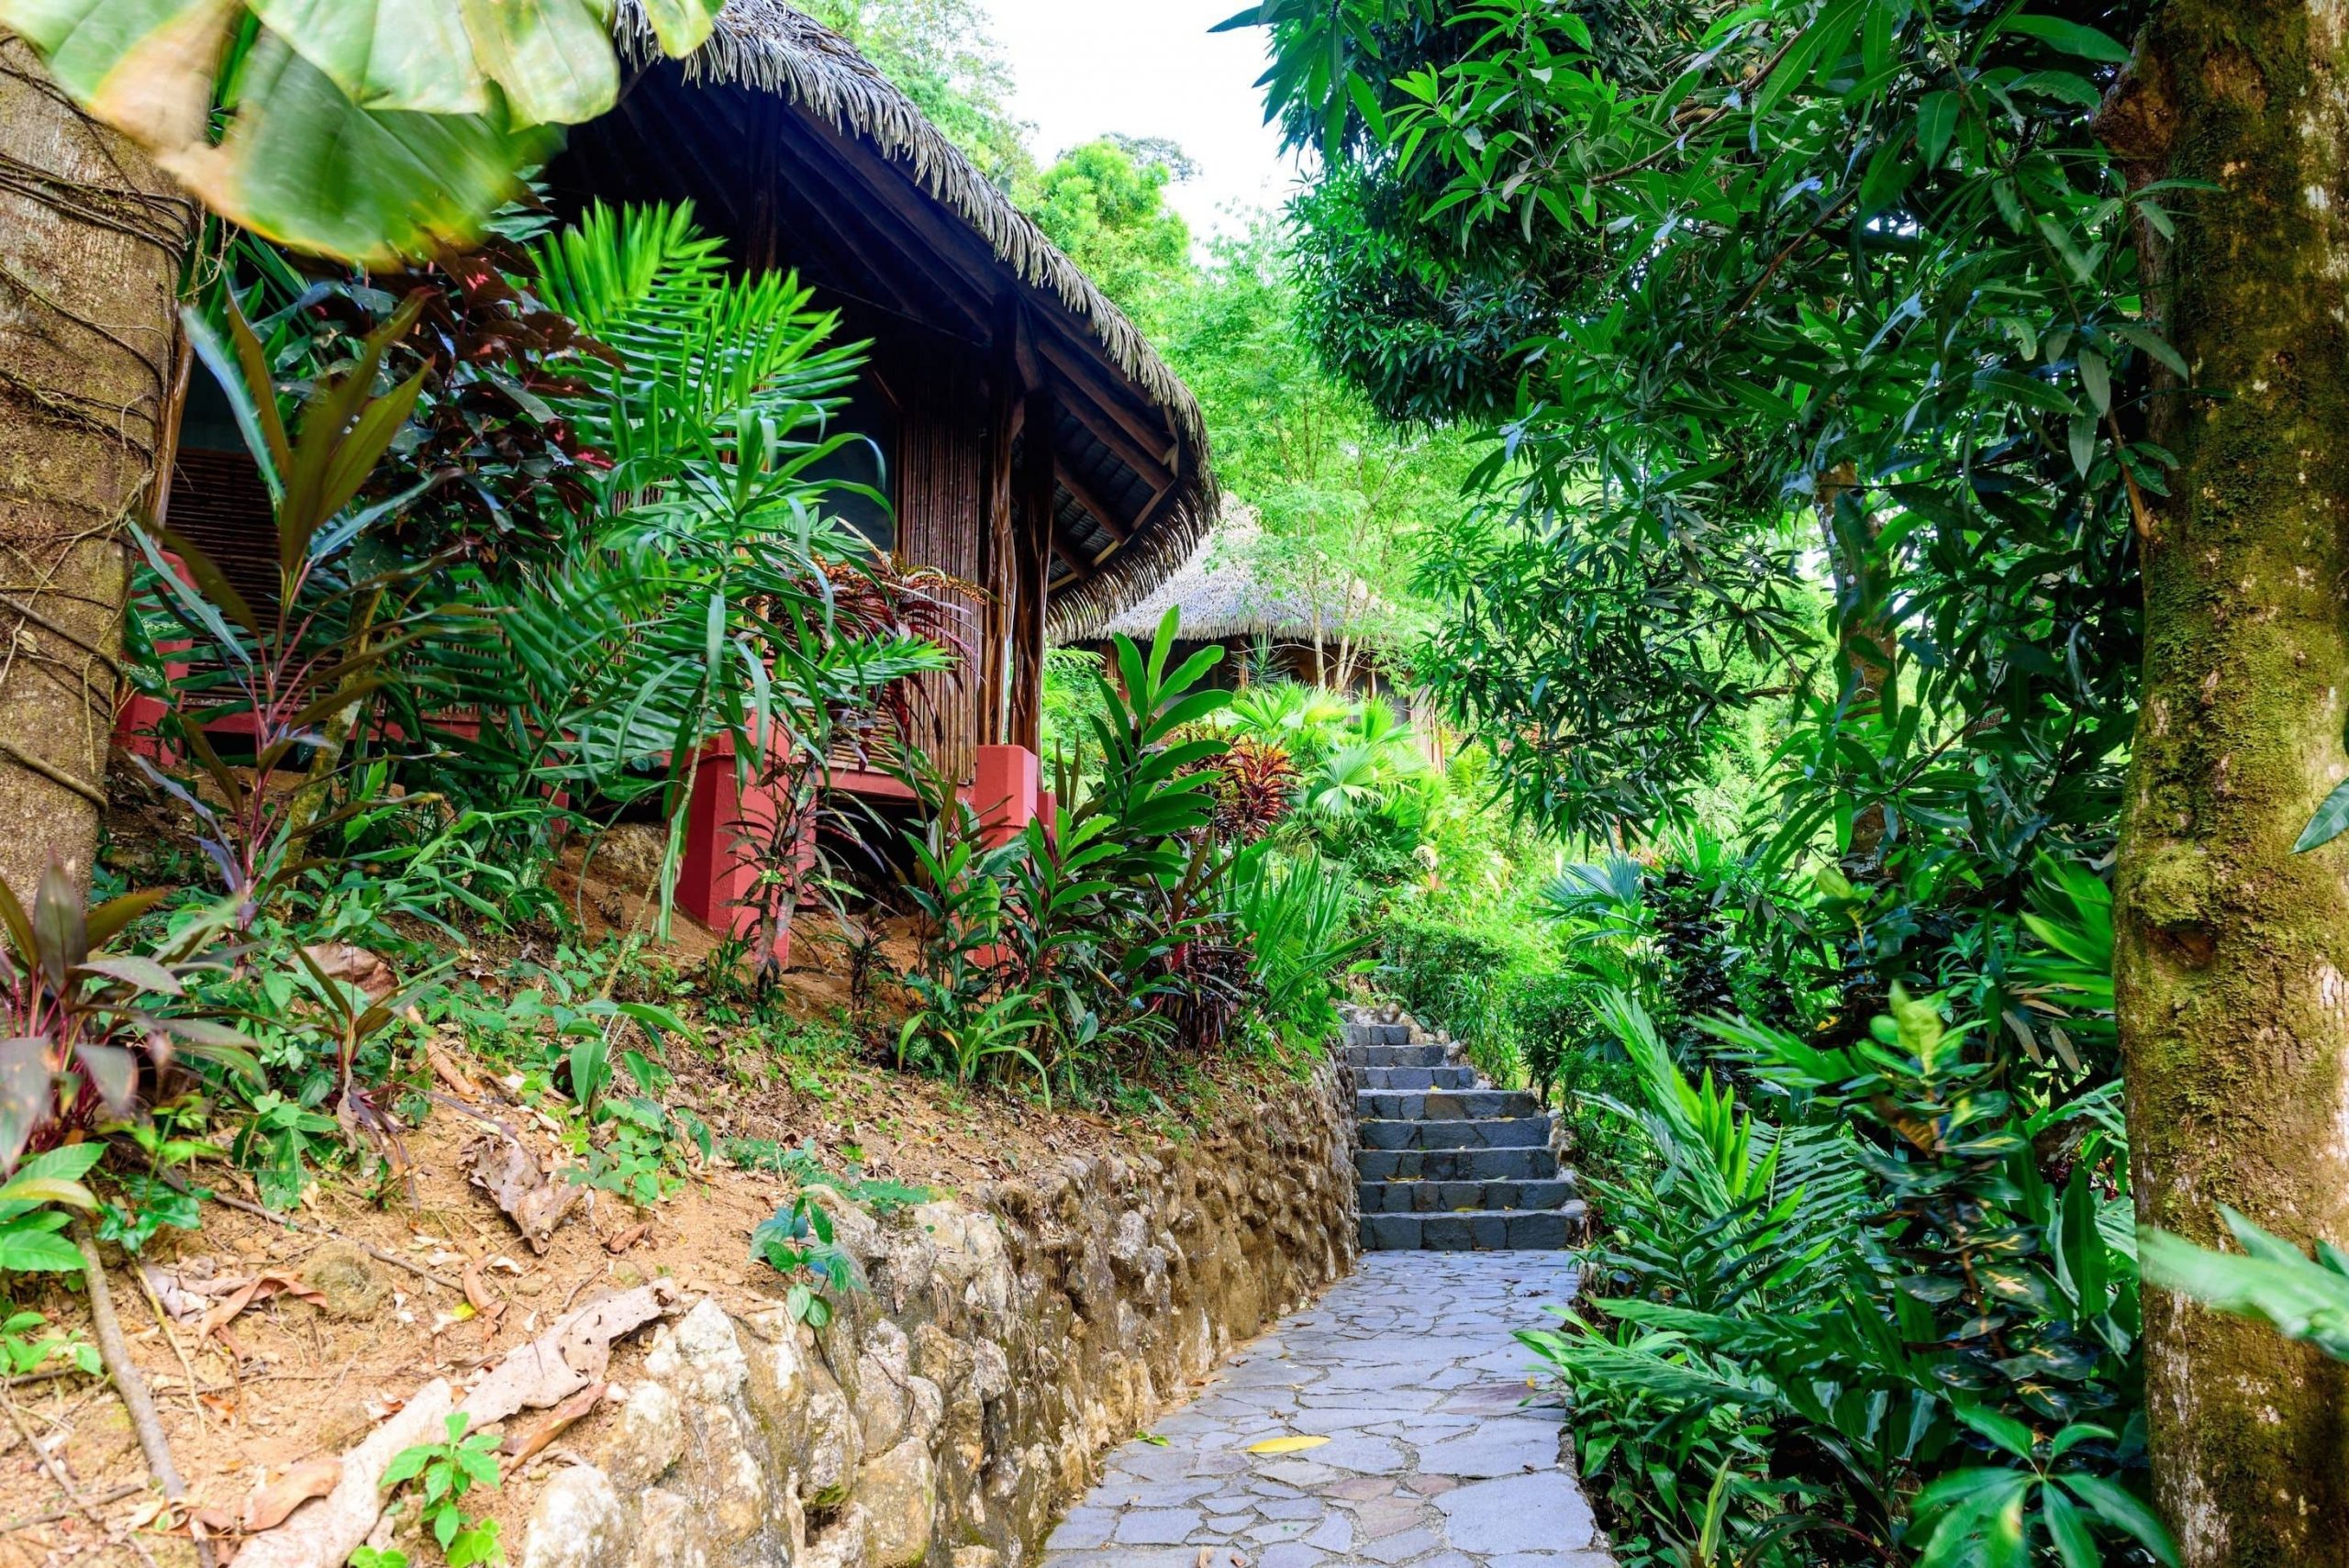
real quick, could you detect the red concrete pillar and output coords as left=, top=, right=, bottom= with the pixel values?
left=677, top=740, right=761, bottom=938
left=972, top=743, right=1039, bottom=848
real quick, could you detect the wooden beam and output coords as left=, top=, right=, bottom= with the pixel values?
left=775, top=121, right=996, bottom=343
left=1050, top=384, right=1174, bottom=490
left=1011, top=388, right=1054, bottom=753
left=1036, top=332, right=1180, bottom=470
left=800, top=110, right=1015, bottom=339
left=1053, top=460, right=1130, bottom=542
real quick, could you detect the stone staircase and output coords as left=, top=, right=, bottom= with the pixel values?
left=1345, top=1007, right=1587, bottom=1251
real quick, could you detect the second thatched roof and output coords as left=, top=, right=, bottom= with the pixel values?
left=1091, top=521, right=1386, bottom=645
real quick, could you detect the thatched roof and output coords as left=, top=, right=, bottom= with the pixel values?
left=1088, top=523, right=1377, bottom=644
left=608, top=0, right=1215, bottom=634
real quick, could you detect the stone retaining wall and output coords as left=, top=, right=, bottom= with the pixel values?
left=516, top=1054, right=1356, bottom=1568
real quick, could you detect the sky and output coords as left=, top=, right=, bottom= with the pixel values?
left=981, top=0, right=1300, bottom=241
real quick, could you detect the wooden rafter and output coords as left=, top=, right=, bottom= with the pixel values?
left=1053, top=459, right=1130, bottom=542
left=1037, top=334, right=1178, bottom=471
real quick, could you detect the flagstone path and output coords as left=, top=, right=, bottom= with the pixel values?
left=1039, top=1251, right=1616, bottom=1568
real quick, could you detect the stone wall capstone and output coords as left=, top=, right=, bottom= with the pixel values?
left=513, top=1052, right=1356, bottom=1568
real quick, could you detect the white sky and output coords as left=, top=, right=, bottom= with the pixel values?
left=980, top=0, right=1300, bottom=241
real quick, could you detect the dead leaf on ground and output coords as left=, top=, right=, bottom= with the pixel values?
left=500, top=1381, right=605, bottom=1465
left=426, top=1039, right=481, bottom=1096
left=462, top=1131, right=582, bottom=1254
left=1243, top=1434, right=1329, bottom=1455
left=241, top=1459, right=342, bottom=1532
left=461, top=1262, right=501, bottom=1318
left=460, top=1281, right=679, bottom=1425
left=302, top=942, right=398, bottom=1002
left=605, top=1221, right=650, bottom=1254
left=195, top=1272, right=326, bottom=1339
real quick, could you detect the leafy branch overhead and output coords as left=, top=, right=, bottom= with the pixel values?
left=0, top=0, right=728, bottom=260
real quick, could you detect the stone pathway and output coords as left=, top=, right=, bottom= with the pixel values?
left=1040, top=1251, right=1615, bottom=1568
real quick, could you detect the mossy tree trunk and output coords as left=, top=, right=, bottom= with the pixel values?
left=2102, top=3, right=2349, bottom=1560
left=0, top=37, right=195, bottom=904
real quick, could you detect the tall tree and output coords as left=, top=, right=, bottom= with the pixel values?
left=2101, top=11, right=2349, bottom=1560
left=1019, top=138, right=1194, bottom=317
left=0, top=37, right=195, bottom=901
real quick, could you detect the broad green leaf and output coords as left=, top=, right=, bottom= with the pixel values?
left=161, top=32, right=557, bottom=264
left=459, top=0, right=620, bottom=127
left=0, top=1220, right=87, bottom=1273
left=2296, top=775, right=2349, bottom=851
left=0, top=0, right=230, bottom=145
left=1916, top=89, right=1959, bottom=166
left=74, top=954, right=184, bottom=996
left=2056, top=1473, right=2179, bottom=1565
left=638, top=0, right=723, bottom=56
left=2001, top=13, right=2132, bottom=63
left=249, top=0, right=485, bottom=114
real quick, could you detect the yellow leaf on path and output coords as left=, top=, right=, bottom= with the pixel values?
left=1245, top=1435, right=1330, bottom=1455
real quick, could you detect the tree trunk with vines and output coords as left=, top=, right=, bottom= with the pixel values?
left=2102, top=3, right=2349, bottom=1561
left=0, top=37, right=195, bottom=903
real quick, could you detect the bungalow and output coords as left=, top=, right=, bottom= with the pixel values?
left=1075, top=519, right=1403, bottom=696
left=148, top=2, right=1216, bottom=937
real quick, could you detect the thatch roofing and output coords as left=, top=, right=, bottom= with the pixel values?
left=1088, top=522, right=1380, bottom=645
left=607, top=0, right=1215, bottom=634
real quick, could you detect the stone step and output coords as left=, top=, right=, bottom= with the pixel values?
left=1358, top=1064, right=1477, bottom=1090
left=1360, top=1116, right=1553, bottom=1151
left=1356, top=1145, right=1560, bottom=1182
left=1357, top=1177, right=1579, bottom=1214
left=1344, top=1042, right=1451, bottom=1069
left=1342, top=1021, right=1412, bottom=1048
left=1361, top=1207, right=1586, bottom=1251
left=1355, top=1087, right=1542, bottom=1121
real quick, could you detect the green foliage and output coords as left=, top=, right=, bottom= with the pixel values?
left=1019, top=139, right=1194, bottom=313
left=1528, top=987, right=2164, bottom=1568
left=1230, top=843, right=1369, bottom=1048
left=739, top=1139, right=926, bottom=1327
left=752, top=1194, right=856, bottom=1329
left=0, top=862, right=261, bottom=1173
left=0, top=1145, right=106, bottom=1275
left=0, top=0, right=721, bottom=261
left=895, top=607, right=1263, bottom=1100
left=1152, top=220, right=1477, bottom=665
left=1232, top=0, right=2153, bottom=900
left=1367, top=913, right=1545, bottom=1085
left=799, top=0, right=1033, bottom=188
left=2141, top=1209, right=2349, bottom=1365
left=383, top=1412, right=505, bottom=1565
left=0, top=1307, right=100, bottom=1379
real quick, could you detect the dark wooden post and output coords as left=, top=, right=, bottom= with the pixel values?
left=1010, top=387, right=1052, bottom=754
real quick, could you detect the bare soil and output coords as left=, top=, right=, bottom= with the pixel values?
left=6, top=796, right=1277, bottom=1564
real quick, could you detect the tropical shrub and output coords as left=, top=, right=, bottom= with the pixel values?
left=0, top=862, right=260, bottom=1169
left=1529, top=987, right=2165, bottom=1568
left=1230, top=843, right=1368, bottom=1049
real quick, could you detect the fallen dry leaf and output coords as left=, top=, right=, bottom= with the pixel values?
left=301, top=942, right=398, bottom=1002
left=1243, top=1435, right=1329, bottom=1455
left=460, top=1281, right=680, bottom=1426
left=242, top=1460, right=342, bottom=1532
left=233, top=1380, right=454, bottom=1568
left=461, top=1262, right=499, bottom=1317
left=426, top=1040, right=481, bottom=1097
left=604, top=1222, right=650, bottom=1255
left=197, top=1272, right=325, bottom=1340
left=462, top=1131, right=582, bottom=1254
left=500, top=1381, right=605, bottom=1465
